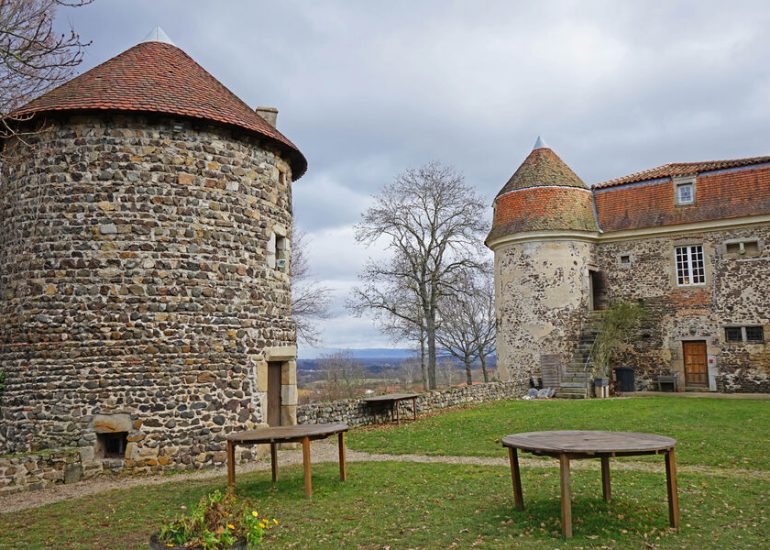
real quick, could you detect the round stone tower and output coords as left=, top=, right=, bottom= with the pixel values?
left=0, top=30, right=307, bottom=472
left=485, top=138, right=598, bottom=386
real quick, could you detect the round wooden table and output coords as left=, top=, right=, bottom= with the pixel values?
left=226, top=423, right=349, bottom=498
left=501, top=430, right=679, bottom=538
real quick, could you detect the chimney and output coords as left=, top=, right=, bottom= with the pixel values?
left=255, top=106, right=278, bottom=128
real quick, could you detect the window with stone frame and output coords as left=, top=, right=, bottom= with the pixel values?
left=724, top=326, right=765, bottom=343
left=725, top=239, right=761, bottom=257
left=746, top=326, right=765, bottom=342
left=675, top=244, right=705, bottom=286
left=675, top=178, right=695, bottom=205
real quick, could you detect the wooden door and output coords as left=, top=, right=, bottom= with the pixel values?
left=683, top=341, right=708, bottom=387
left=267, top=362, right=282, bottom=426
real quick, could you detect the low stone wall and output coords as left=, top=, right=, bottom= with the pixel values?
left=0, top=448, right=101, bottom=496
left=298, top=381, right=525, bottom=426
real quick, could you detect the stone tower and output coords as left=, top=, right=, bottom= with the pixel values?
left=485, top=138, right=598, bottom=385
left=0, top=30, right=306, bottom=472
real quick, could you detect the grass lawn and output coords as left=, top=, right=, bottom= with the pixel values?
left=1, top=462, right=768, bottom=549
left=349, top=396, right=770, bottom=469
left=1, top=396, right=769, bottom=548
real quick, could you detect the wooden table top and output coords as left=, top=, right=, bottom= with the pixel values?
left=226, top=423, right=349, bottom=444
left=362, top=393, right=419, bottom=403
left=501, top=430, right=676, bottom=455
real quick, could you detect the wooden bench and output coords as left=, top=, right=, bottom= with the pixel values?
left=655, top=374, right=679, bottom=392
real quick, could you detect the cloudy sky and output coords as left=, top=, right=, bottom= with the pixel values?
left=56, top=1, right=770, bottom=357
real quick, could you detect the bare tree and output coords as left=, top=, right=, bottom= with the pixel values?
left=351, top=162, right=486, bottom=390
left=349, top=257, right=430, bottom=390
left=1, top=0, right=92, bottom=141
left=436, top=291, right=479, bottom=386
left=291, top=229, right=332, bottom=346
left=469, top=269, right=496, bottom=383
left=436, top=266, right=496, bottom=384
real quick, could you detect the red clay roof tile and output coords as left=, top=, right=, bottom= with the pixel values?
left=594, top=156, right=770, bottom=189
left=14, top=40, right=307, bottom=179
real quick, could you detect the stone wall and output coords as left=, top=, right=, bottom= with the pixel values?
left=298, top=381, right=525, bottom=426
left=596, top=224, right=770, bottom=392
left=0, top=114, right=297, bottom=468
left=494, top=239, right=594, bottom=385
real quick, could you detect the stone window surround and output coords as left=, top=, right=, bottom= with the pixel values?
left=723, top=237, right=763, bottom=258
left=617, top=252, right=634, bottom=267
left=673, top=175, right=696, bottom=206
left=266, top=223, right=289, bottom=272
left=724, top=325, right=765, bottom=344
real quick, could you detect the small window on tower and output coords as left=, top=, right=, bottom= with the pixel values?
left=619, top=254, right=632, bottom=266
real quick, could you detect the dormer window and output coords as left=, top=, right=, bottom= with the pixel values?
left=674, top=177, right=695, bottom=206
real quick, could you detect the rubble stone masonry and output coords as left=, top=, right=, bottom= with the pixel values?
left=0, top=114, right=298, bottom=471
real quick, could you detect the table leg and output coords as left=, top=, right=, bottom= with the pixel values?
left=665, top=448, right=680, bottom=529
left=270, top=443, right=278, bottom=483
left=559, top=453, right=572, bottom=538
left=302, top=436, right=312, bottom=498
left=226, top=440, right=235, bottom=492
left=507, top=447, right=524, bottom=510
left=338, top=431, right=347, bottom=481
left=601, top=456, right=611, bottom=503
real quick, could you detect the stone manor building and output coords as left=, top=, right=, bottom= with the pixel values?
left=0, top=29, right=305, bottom=472
left=487, top=138, right=770, bottom=395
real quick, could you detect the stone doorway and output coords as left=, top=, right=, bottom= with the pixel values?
left=589, top=270, right=608, bottom=311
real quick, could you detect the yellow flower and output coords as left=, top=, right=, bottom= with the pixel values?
left=227, top=523, right=235, bottom=530
left=251, top=511, right=259, bottom=517
left=166, top=545, right=174, bottom=548
left=273, top=519, right=279, bottom=525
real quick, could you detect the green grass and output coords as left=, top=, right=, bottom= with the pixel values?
left=2, top=396, right=769, bottom=548
left=1, top=461, right=768, bottom=549
left=348, top=397, right=770, bottom=469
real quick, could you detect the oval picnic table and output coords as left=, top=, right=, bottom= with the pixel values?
left=226, top=423, right=349, bottom=498
left=501, top=430, right=679, bottom=538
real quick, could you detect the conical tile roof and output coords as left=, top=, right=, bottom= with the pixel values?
left=496, top=140, right=586, bottom=197
left=13, top=38, right=307, bottom=178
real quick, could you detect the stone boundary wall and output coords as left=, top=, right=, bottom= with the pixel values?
left=297, top=381, right=525, bottom=426
left=0, top=449, right=97, bottom=496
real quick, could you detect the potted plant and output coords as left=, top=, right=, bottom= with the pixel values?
left=150, top=490, right=277, bottom=549
left=590, top=301, right=646, bottom=397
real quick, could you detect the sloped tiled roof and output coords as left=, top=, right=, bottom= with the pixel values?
left=496, top=145, right=587, bottom=197
left=13, top=40, right=307, bottom=179
left=594, top=156, right=770, bottom=189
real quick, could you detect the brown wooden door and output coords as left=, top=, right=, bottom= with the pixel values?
left=683, top=341, right=708, bottom=387
left=267, top=362, right=282, bottom=426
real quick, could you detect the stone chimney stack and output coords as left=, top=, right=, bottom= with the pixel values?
left=255, top=106, right=278, bottom=127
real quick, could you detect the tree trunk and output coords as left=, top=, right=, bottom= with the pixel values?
left=419, top=333, right=428, bottom=392
left=426, top=311, right=437, bottom=390
left=464, top=356, right=473, bottom=386
left=479, top=352, right=489, bottom=383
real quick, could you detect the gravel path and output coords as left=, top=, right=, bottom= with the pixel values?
left=2, top=443, right=768, bottom=514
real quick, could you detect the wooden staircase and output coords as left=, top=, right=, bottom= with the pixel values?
left=557, top=311, right=605, bottom=399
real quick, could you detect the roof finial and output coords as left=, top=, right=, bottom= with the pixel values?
left=533, top=136, right=549, bottom=150
left=141, top=26, right=175, bottom=46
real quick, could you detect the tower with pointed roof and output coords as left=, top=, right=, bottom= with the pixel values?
left=0, top=30, right=305, bottom=467
left=487, top=137, right=770, bottom=396
left=486, top=138, right=599, bottom=386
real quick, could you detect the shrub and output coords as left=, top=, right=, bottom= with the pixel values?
left=157, top=490, right=277, bottom=549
